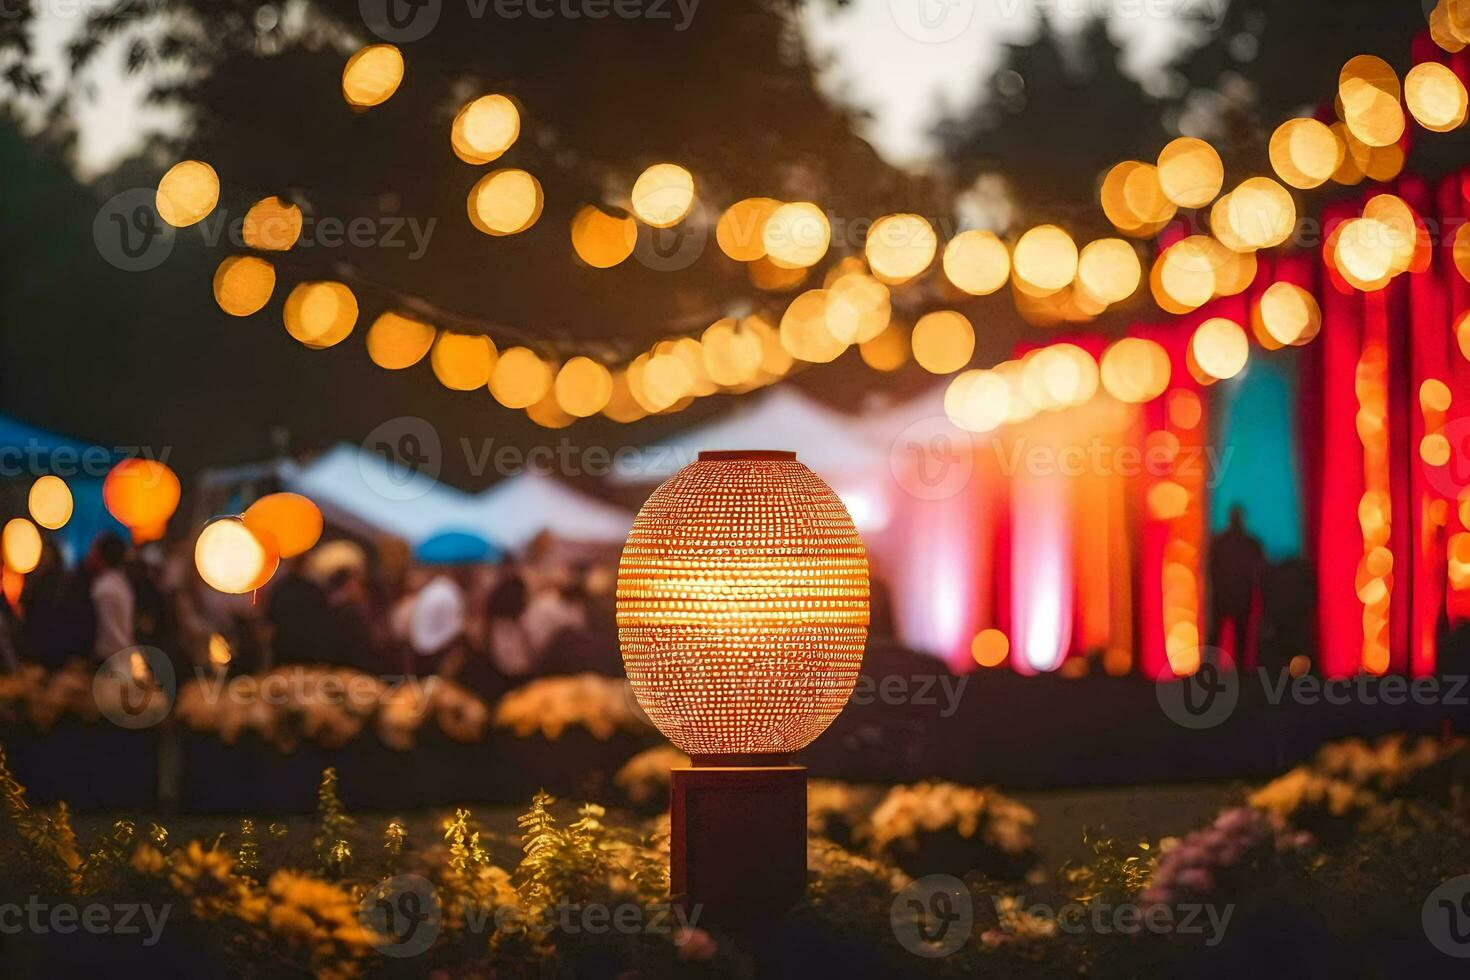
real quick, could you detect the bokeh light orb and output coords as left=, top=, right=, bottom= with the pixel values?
left=716, top=198, right=780, bottom=262
left=570, top=205, right=637, bottom=269
left=701, top=318, right=764, bottom=387
left=1253, top=281, right=1322, bottom=348
left=911, top=310, right=975, bottom=374
left=1013, top=225, right=1078, bottom=293
left=490, top=346, right=554, bottom=409
left=28, top=476, right=73, bottom=531
left=468, top=169, right=544, bottom=236
left=195, top=517, right=279, bottom=594
left=243, top=493, right=322, bottom=559
left=1190, top=317, right=1249, bottom=382
left=1225, top=177, right=1296, bottom=250
left=1076, top=238, right=1141, bottom=305
left=824, top=273, right=891, bottom=344
left=283, top=281, right=358, bottom=349
left=342, top=44, right=404, bottom=107
left=779, top=289, right=845, bottom=363
left=213, top=256, right=276, bottom=317
left=103, top=459, right=181, bottom=541
left=763, top=202, right=830, bottom=269
left=1405, top=62, right=1469, bottom=132
left=942, top=230, right=1011, bottom=295
left=554, top=356, right=615, bottom=418
left=616, top=451, right=869, bottom=756
left=1157, top=136, right=1224, bottom=208
left=156, top=160, right=219, bottom=228
left=630, top=163, right=695, bottom=228
left=451, top=94, right=521, bottom=164
left=366, top=312, right=437, bottom=370
left=430, top=332, right=497, bottom=391
left=1100, top=337, right=1171, bottom=403
left=2, top=518, right=42, bottom=575
left=944, top=369, right=1010, bottom=433
left=865, top=213, right=937, bottom=282
left=242, top=196, right=303, bottom=251
left=1269, top=118, right=1344, bottom=190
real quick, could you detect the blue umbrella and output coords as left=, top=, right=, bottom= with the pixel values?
left=414, top=529, right=503, bottom=565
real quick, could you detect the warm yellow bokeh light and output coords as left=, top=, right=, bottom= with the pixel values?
left=554, top=356, right=614, bottom=418
left=1423, top=433, right=1453, bottom=467
left=638, top=351, right=695, bottom=410
left=1269, top=118, right=1344, bottom=190
left=1076, top=238, right=1141, bottom=305
left=945, top=369, right=1010, bottom=433
left=1102, top=161, right=1175, bottom=236
left=602, top=371, right=648, bottom=423
left=859, top=322, right=909, bottom=372
left=1421, top=378, right=1453, bottom=414
left=1339, top=54, right=1406, bottom=148
left=865, top=213, right=937, bottom=282
left=1157, top=137, right=1224, bottom=209
left=2, top=518, right=42, bottom=575
left=825, top=273, right=891, bottom=344
left=971, top=628, right=1010, bottom=667
left=1155, top=237, right=1218, bottom=310
left=1190, top=317, right=1249, bottom=382
left=103, top=460, right=180, bottom=539
left=243, top=196, right=303, bottom=251
left=243, top=493, right=323, bottom=559
left=942, top=230, right=1010, bottom=295
left=1225, top=177, right=1296, bottom=250
left=451, top=94, right=521, bottom=164
left=779, top=289, right=846, bottom=363
left=430, top=332, right=497, bottom=390
left=28, top=476, right=73, bottom=531
left=342, top=44, right=404, bottom=107
left=716, top=198, right=780, bottom=262
left=489, top=346, right=552, bottom=409
left=468, top=169, right=544, bottom=236
left=1148, top=482, right=1190, bottom=521
left=630, top=163, right=695, bottom=229
left=212, top=256, right=275, bottom=317
left=283, top=281, right=358, bottom=349
left=570, top=205, right=637, bottom=269
left=1012, top=225, right=1078, bottom=293
left=195, top=518, right=278, bottom=595
left=763, top=202, right=830, bottom=269
left=366, top=312, right=437, bottom=370
left=156, top=160, right=219, bottom=228
left=1100, top=337, right=1170, bottom=403
left=700, top=318, right=763, bottom=386
left=911, top=310, right=975, bottom=375
left=1253, top=281, right=1321, bottom=348
left=1405, top=62, right=1469, bottom=132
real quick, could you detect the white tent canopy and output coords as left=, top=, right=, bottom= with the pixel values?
left=465, top=471, right=633, bottom=549
left=609, top=387, right=888, bottom=485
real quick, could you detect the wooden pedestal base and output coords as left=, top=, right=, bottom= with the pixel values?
left=670, top=765, right=807, bottom=927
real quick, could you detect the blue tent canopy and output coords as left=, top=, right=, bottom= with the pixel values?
left=414, top=529, right=505, bottom=565
left=0, top=414, right=126, bottom=564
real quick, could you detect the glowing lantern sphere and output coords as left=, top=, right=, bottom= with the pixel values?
left=1156, top=137, right=1224, bottom=208
left=911, top=310, right=975, bottom=374
left=103, top=459, right=181, bottom=541
left=554, top=357, right=615, bottom=418
left=242, top=197, right=303, bottom=251
left=213, top=256, right=276, bottom=317
left=617, top=451, right=869, bottom=756
left=490, top=346, right=554, bottom=409
left=763, top=203, right=830, bottom=269
left=28, top=476, right=73, bottom=531
left=243, top=493, right=322, bottom=558
left=1013, top=225, right=1078, bottom=293
left=971, top=629, right=1010, bottom=668
left=630, top=164, right=695, bottom=229
left=468, top=169, right=544, bottom=236
left=1190, top=317, right=1249, bottom=382
left=195, top=517, right=279, bottom=595
left=943, top=230, right=1010, bottom=295
left=284, top=281, right=358, bottom=349
left=2, top=518, right=42, bottom=575
left=342, top=44, right=404, bottom=107
left=451, top=94, right=521, bottom=164
left=156, top=160, right=219, bottom=228
left=865, top=213, right=937, bottom=282
left=366, top=312, right=437, bottom=370
left=571, top=205, right=637, bottom=269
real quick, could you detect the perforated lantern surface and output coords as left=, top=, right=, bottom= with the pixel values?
left=617, top=451, right=870, bottom=757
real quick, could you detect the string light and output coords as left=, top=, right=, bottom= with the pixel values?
left=630, top=164, right=695, bottom=228
left=27, top=476, right=73, bottom=531
left=341, top=44, right=404, bottom=107
left=156, top=160, right=219, bottom=228
left=451, top=94, right=521, bottom=164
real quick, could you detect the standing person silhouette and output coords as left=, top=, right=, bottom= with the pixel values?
left=1209, top=505, right=1265, bottom=669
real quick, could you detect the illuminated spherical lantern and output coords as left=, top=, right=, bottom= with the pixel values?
left=763, top=202, right=830, bottom=269
left=2, top=518, right=42, bottom=575
left=1156, top=136, right=1223, bottom=209
left=28, top=476, right=73, bottom=531
left=451, top=94, right=521, bottom=164
left=243, top=493, right=322, bottom=559
left=630, top=163, right=695, bottom=229
left=366, top=312, right=437, bottom=370
left=570, top=205, right=637, bottom=269
left=943, top=230, right=1010, bottom=295
left=242, top=196, right=303, bottom=251
left=341, top=44, right=404, bottom=107
left=1190, top=317, right=1249, bottom=382
left=156, top=160, right=219, bottom=228
left=865, top=213, right=937, bottom=283
left=213, top=256, right=276, bottom=317
left=431, top=332, right=497, bottom=390
left=283, top=281, right=358, bottom=349
left=716, top=198, right=780, bottom=262
left=468, top=169, right=544, bottom=236
left=1012, top=225, right=1078, bottom=294
left=1406, top=62, right=1469, bottom=132
left=911, top=310, right=975, bottom=374
left=490, top=346, right=553, bottom=409
left=554, top=357, right=615, bottom=418
left=103, top=459, right=181, bottom=543
left=1100, top=337, right=1170, bottom=404
left=195, top=517, right=279, bottom=595
left=617, top=451, right=868, bottom=753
